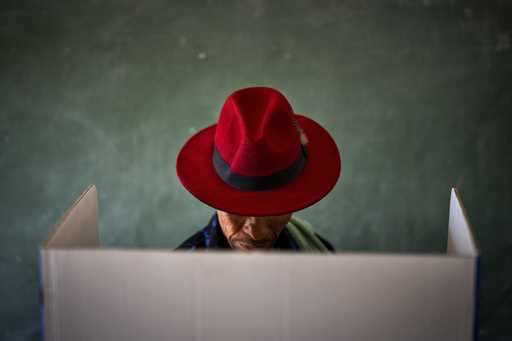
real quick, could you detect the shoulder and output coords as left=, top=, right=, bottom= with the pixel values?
left=287, top=216, right=336, bottom=252
left=175, top=213, right=231, bottom=250
left=313, top=232, right=336, bottom=252
left=175, top=228, right=207, bottom=250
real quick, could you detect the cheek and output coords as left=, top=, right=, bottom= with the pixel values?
left=254, top=220, right=288, bottom=239
left=219, top=216, right=244, bottom=238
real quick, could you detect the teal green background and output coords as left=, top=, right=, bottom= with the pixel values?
left=1, top=1, right=511, bottom=339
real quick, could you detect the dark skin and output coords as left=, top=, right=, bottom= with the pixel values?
left=216, top=210, right=292, bottom=250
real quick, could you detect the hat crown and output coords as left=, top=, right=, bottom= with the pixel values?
left=214, top=87, right=302, bottom=177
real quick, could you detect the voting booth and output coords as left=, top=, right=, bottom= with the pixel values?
left=39, top=185, right=479, bottom=341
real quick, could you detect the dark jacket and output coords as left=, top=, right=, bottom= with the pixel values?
left=175, top=212, right=335, bottom=251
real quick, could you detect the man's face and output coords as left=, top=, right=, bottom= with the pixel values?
left=216, top=210, right=292, bottom=250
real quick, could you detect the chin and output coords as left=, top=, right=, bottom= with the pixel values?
left=234, top=242, right=271, bottom=250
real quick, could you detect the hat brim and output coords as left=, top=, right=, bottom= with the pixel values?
left=176, top=114, right=341, bottom=216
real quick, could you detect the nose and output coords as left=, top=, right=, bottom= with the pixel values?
left=242, top=217, right=268, bottom=240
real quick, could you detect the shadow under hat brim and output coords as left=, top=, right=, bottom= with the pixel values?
left=176, top=114, right=342, bottom=216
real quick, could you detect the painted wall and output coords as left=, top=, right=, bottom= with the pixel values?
left=1, top=1, right=511, bottom=339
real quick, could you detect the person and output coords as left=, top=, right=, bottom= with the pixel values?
left=175, top=86, right=341, bottom=252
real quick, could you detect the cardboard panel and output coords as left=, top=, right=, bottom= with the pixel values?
left=42, top=185, right=99, bottom=248
left=40, top=186, right=478, bottom=341
left=42, top=250, right=476, bottom=341
left=447, top=188, right=479, bottom=256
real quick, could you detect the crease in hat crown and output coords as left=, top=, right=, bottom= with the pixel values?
left=213, top=87, right=305, bottom=177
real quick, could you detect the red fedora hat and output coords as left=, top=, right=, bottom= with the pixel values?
left=176, top=86, right=341, bottom=216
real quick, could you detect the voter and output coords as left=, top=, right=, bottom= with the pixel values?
left=175, top=87, right=341, bottom=251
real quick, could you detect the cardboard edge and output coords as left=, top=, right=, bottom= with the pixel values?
left=473, top=255, right=481, bottom=341
left=41, top=246, right=477, bottom=261
left=37, top=247, right=46, bottom=341
left=39, top=247, right=59, bottom=341
left=41, top=184, right=98, bottom=249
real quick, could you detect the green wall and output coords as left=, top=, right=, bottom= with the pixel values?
left=1, top=1, right=511, bottom=339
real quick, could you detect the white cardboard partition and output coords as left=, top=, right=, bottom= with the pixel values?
left=39, top=186, right=480, bottom=341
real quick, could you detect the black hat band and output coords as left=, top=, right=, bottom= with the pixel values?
left=212, top=146, right=307, bottom=191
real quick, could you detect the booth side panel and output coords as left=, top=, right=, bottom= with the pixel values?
left=448, top=188, right=479, bottom=256
left=43, top=185, right=99, bottom=248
